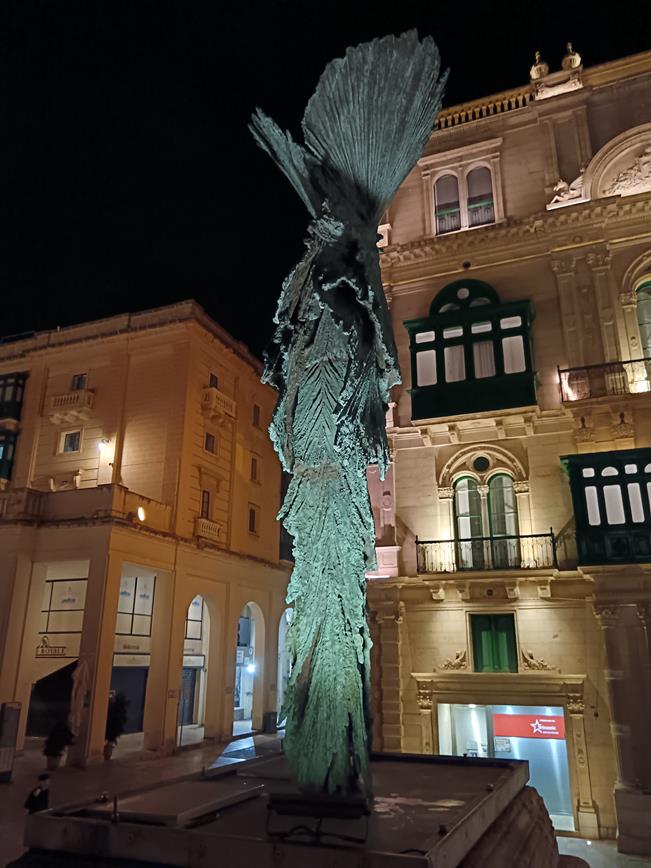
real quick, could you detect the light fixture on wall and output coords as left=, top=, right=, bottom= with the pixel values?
left=98, top=438, right=110, bottom=453
left=246, top=663, right=256, bottom=674
left=137, top=507, right=146, bottom=522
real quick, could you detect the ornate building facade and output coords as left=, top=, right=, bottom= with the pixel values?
left=0, top=301, right=290, bottom=765
left=367, top=46, right=651, bottom=855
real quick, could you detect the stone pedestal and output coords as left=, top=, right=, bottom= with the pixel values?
left=614, top=787, right=651, bottom=857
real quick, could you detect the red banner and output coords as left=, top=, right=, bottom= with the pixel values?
left=492, top=713, right=565, bottom=740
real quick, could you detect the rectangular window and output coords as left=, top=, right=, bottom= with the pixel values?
left=204, top=432, right=216, bottom=454
left=603, top=484, right=626, bottom=525
left=70, top=373, right=87, bottom=391
left=473, top=341, right=496, bottom=379
left=415, top=330, right=435, bottom=344
left=248, top=505, right=259, bottom=534
left=627, top=483, right=645, bottom=523
left=0, top=430, right=17, bottom=480
left=251, top=455, right=259, bottom=482
left=443, top=326, right=463, bottom=339
left=252, top=403, right=261, bottom=428
left=200, top=489, right=211, bottom=519
left=444, top=345, right=466, bottom=382
left=502, top=335, right=526, bottom=374
left=500, top=316, right=522, bottom=330
left=471, top=613, right=517, bottom=673
left=585, top=486, right=600, bottom=525
left=471, top=321, right=492, bottom=334
left=209, top=372, right=219, bottom=389
left=416, top=350, right=437, bottom=386
left=59, top=430, right=81, bottom=454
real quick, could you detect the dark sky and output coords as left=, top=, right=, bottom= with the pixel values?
left=3, top=0, right=650, bottom=357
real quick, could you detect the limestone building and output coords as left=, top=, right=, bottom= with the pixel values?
left=367, top=46, right=651, bottom=855
left=0, top=301, right=290, bottom=765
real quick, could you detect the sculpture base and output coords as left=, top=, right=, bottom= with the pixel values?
left=15, top=752, right=567, bottom=867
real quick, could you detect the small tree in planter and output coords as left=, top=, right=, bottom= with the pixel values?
left=43, top=721, right=75, bottom=770
left=104, top=692, right=129, bottom=760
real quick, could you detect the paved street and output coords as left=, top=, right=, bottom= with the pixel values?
left=0, top=733, right=280, bottom=867
left=3, top=737, right=651, bottom=868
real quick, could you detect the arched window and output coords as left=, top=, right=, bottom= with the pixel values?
left=466, top=166, right=495, bottom=227
left=434, top=174, right=461, bottom=235
left=488, top=474, right=520, bottom=568
left=454, top=477, right=484, bottom=569
left=636, top=280, right=651, bottom=358
left=405, top=280, right=536, bottom=419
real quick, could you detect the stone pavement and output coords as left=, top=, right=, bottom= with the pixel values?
left=0, top=733, right=280, bottom=867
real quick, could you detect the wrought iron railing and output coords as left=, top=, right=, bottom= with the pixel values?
left=416, top=531, right=557, bottom=573
left=435, top=208, right=462, bottom=234
left=558, top=358, right=651, bottom=403
left=468, top=198, right=495, bottom=227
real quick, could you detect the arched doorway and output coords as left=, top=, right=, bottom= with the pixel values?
left=233, top=601, right=265, bottom=736
left=178, top=594, right=211, bottom=747
left=276, top=607, right=293, bottom=726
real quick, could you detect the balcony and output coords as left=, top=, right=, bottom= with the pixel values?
left=194, top=516, right=224, bottom=544
left=0, top=371, right=28, bottom=428
left=559, top=358, right=651, bottom=403
left=201, top=387, right=236, bottom=423
left=416, top=532, right=557, bottom=574
left=48, top=389, right=95, bottom=424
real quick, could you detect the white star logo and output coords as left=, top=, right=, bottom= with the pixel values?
left=530, top=719, right=543, bottom=734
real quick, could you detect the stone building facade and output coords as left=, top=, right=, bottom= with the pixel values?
left=367, top=47, right=651, bottom=855
left=0, top=301, right=290, bottom=765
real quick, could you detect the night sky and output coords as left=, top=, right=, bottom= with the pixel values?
left=3, top=0, right=650, bottom=357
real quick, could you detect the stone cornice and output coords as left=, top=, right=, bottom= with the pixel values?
left=381, top=192, right=651, bottom=280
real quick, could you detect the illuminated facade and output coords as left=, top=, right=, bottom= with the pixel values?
left=368, top=47, right=651, bottom=854
left=0, top=301, right=289, bottom=764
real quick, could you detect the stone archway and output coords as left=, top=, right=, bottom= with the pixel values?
left=233, top=600, right=266, bottom=735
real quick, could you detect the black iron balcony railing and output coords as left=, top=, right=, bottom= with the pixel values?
left=416, top=531, right=557, bottom=573
left=559, top=357, right=651, bottom=403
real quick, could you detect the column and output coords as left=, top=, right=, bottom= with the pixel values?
left=566, top=693, right=599, bottom=838
left=142, top=570, right=179, bottom=752
left=438, top=487, right=455, bottom=571
left=619, top=291, right=644, bottom=366
left=415, top=680, right=436, bottom=755
left=551, top=257, right=582, bottom=367
left=12, top=562, right=48, bottom=750
left=587, top=252, right=619, bottom=364
left=478, top=484, right=490, bottom=568
left=514, top=481, right=535, bottom=567
left=68, top=554, right=123, bottom=766
left=594, top=603, right=651, bottom=856
left=373, top=604, right=405, bottom=752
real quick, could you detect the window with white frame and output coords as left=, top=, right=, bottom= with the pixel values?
left=58, top=429, right=81, bottom=454
left=419, top=139, right=503, bottom=238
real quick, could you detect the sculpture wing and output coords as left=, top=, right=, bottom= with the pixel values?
left=249, top=108, right=321, bottom=216
left=302, top=30, right=447, bottom=223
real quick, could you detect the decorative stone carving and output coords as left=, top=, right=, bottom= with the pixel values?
left=416, top=681, right=435, bottom=710
left=619, top=290, right=638, bottom=309
left=548, top=168, right=586, bottom=207
left=529, top=50, right=549, bottom=81
left=612, top=412, right=635, bottom=441
left=636, top=603, right=651, bottom=628
left=603, top=145, right=651, bottom=197
left=561, top=42, right=582, bottom=71
left=438, top=486, right=454, bottom=500
left=593, top=604, right=621, bottom=627
left=586, top=251, right=612, bottom=270
left=521, top=648, right=555, bottom=671
left=513, top=481, right=530, bottom=494
left=566, top=693, right=585, bottom=715
left=438, top=650, right=467, bottom=671
left=575, top=416, right=594, bottom=443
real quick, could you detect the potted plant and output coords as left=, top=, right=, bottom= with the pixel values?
left=43, top=721, right=75, bottom=770
left=104, top=692, right=129, bottom=760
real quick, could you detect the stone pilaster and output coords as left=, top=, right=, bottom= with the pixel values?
left=373, top=602, right=406, bottom=753
left=415, top=679, right=436, bottom=755
left=566, top=692, right=599, bottom=838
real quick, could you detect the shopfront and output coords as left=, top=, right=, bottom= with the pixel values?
left=438, top=702, right=574, bottom=830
